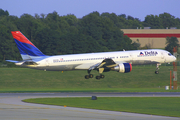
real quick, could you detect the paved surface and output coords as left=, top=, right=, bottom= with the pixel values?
left=0, top=92, right=180, bottom=120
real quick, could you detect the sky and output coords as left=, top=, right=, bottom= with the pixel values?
left=1, top=0, right=180, bottom=21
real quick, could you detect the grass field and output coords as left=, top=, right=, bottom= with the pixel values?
left=23, top=97, right=180, bottom=117
left=1, top=66, right=180, bottom=117
left=0, top=65, right=179, bottom=92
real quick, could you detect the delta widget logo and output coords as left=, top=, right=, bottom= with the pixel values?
left=140, top=52, right=144, bottom=55
left=138, top=51, right=158, bottom=57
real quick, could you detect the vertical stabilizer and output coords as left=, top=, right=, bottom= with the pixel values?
left=11, top=31, right=46, bottom=60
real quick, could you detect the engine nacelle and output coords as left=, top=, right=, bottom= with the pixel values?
left=112, top=63, right=132, bottom=73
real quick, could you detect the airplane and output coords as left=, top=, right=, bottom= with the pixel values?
left=6, top=31, right=176, bottom=79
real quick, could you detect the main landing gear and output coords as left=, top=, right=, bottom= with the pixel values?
left=85, top=74, right=105, bottom=80
left=85, top=70, right=105, bottom=80
left=155, top=63, right=161, bottom=74
left=95, top=74, right=105, bottom=80
left=85, top=74, right=93, bottom=79
left=85, top=70, right=93, bottom=79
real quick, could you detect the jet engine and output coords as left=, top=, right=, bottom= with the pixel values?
left=112, top=63, right=132, bottom=73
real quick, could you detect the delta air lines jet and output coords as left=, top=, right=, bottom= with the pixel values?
left=6, top=31, right=176, bottom=79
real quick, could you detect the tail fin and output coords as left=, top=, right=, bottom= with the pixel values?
left=11, top=31, right=46, bottom=60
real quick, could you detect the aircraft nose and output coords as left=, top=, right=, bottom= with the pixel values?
left=173, top=56, right=177, bottom=62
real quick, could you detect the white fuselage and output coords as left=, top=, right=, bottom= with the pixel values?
left=21, top=49, right=176, bottom=71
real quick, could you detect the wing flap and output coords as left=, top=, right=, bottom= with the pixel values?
left=75, top=62, right=100, bottom=70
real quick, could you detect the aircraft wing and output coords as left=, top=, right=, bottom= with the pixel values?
left=75, top=58, right=125, bottom=70
left=83, top=58, right=132, bottom=79
left=94, top=58, right=120, bottom=69
left=91, top=58, right=131, bottom=74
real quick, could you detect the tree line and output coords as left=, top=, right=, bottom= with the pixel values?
left=0, top=9, right=180, bottom=63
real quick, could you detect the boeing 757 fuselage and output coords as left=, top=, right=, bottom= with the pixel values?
left=7, top=31, right=176, bottom=79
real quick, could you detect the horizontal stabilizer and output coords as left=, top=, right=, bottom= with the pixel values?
left=6, top=60, right=19, bottom=63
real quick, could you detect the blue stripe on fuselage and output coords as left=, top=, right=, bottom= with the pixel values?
left=14, top=39, right=45, bottom=56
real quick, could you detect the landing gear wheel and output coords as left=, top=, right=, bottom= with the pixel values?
left=100, top=74, right=105, bottom=79
left=96, top=76, right=100, bottom=80
left=89, top=74, right=93, bottom=78
left=85, top=74, right=93, bottom=79
left=155, top=71, right=159, bottom=74
left=155, top=63, right=160, bottom=74
left=85, top=75, right=89, bottom=79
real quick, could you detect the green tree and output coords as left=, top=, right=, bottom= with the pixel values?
left=159, top=12, right=176, bottom=28
left=144, top=15, right=163, bottom=28
left=34, top=28, right=61, bottom=55
left=118, top=14, right=126, bottom=19
left=64, top=14, right=78, bottom=26
left=4, top=9, right=180, bottom=63
left=0, top=9, right=9, bottom=16
left=0, top=15, right=19, bottom=62
left=175, top=18, right=180, bottom=29
left=165, top=37, right=179, bottom=54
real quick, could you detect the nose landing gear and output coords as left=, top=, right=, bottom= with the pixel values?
left=155, top=63, right=161, bottom=74
left=155, top=71, right=159, bottom=74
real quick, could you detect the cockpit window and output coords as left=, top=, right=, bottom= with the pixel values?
left=168, top=53, right=172, bottom=56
